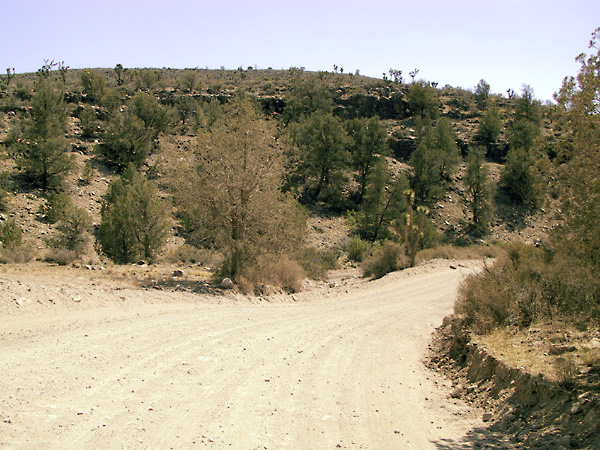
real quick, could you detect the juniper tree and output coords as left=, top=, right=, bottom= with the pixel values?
left=464, top=147, right=495, bottom=233
left=98, top=111, right=153, bottom=169
left=552, top=27, right=600, bottom=269
left=353, top=159, right=408, bottom=242
left=80, top=69, right=105, bottom=102
left=475, top=101, right=502, bottom=156
left=15, top=72, right=74, bottom=189
left=98, top=165, right=170, bottom=263
left=345, top=116, right=389, bottom=205
left=410, top=118, right=460, bottom=205
left=287, top=111, right=350, bottom=208
left=173, top=95, right=305, bottom=282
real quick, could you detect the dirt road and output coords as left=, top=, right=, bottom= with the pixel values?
left=0, top=261, right=483, bottom=449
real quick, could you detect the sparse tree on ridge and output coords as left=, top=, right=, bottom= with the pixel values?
left=14, top=70, right=75, bottom=189
left=407, top=81, right=439, bottom=120
left=475, top=101, right=503, bottom=157
left=474, top=79, right=491, bottom=110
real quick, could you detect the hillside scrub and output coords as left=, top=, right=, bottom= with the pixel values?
left=455, top=243, right=600, bottom=333
left=456, top=28, right=600, bottom=333
left=0, top=52, right=567, bottom=290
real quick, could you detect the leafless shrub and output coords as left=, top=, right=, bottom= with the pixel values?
left=579, top=348, right=600, bottom=368
left=245, top=254, right=306, bottom=294
left=554, top=356, right=577, bottom=388
left=0, top=244, right=36, bottom=264
left=45, top=248, right=77, bottom=266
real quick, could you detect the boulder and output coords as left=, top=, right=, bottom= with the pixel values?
left=220, top=278, right=235, bottom=289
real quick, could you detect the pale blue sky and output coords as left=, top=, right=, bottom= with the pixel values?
left=2, top=0, right=598, bottom=100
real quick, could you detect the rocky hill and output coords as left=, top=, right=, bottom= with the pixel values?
left=0, top=66, right=559, bottom=268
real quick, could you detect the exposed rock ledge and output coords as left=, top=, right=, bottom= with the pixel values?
left=428, top=316, right=600, bottom=449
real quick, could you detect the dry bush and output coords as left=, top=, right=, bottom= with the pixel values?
left=362, top=241, right=410, bottom=279
left=456, top=242, right=600, bottom=334
left=163, top=244, right=221, bottom=267
left=579, top=348, right=600, bottom=368
left=455, top=270, right=513, bottom=334
left=417, top=243, right=502, bottom=263
left=244, top=254, right=306, bottom=294
left=45, top=248, right=77, bottom=266
left=297, top=247, right=339, bottom=280
left=554, top=356, right=578, bottom=388
left=0, top=244, right=36, bottom=264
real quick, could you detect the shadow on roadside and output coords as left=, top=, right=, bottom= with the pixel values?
left=432, top=426, right=519, bottom=449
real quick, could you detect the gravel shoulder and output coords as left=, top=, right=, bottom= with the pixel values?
left=0, top=260, right=485, bottom=449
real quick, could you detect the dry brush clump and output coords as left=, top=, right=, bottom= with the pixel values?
left=455, top=242, right=600, bottom=334
left=239, top=254, right=305, bottom=294
left=0, top=219, right=36, bottom=264
left=361, top=240, right=410, bottom=279
left=416, top=243, right=502, bottom=263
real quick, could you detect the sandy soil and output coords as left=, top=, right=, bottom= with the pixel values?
left=0, top=260, right=485, bottom=449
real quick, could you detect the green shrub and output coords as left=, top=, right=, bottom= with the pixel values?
left=297, top=247, right=339, bottom=280
left=53, top=207, right=92, bottom=256
left=80, top=161, right=95, bottom=184
left=0, top=171, right=11, bottom=212
left=0, top=220, right=34, bottom=263
left=362, top=240, right=409, bottom=279
left=345, top=235, right=372, bottom=262
left=0, top=219, right=22, bottom=248
left=0, top=189, right=7, bottom=212
left=98, top=111, right=153, bottom=169
left=79, top=106, right=101, bottom=138
left=41, top=191, right=73, bottom=223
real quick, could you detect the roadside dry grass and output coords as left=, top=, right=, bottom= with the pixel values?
left=417, top=243, right=504, bottom=264
left=477, top=323, right=600, bottom=386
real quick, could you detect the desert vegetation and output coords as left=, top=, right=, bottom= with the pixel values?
left=0, top=28, right=597, bottom=310
left=456, top=28, right=600, bottom=332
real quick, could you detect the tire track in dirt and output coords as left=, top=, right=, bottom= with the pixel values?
left=0, top=262, right=483, bottom=449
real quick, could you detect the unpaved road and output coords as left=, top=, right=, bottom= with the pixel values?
left=0, top=261, right=483, bottom=449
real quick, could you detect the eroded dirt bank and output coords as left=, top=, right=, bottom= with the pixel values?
left=428, top=316, right=600, bottom=450
left=1, top=260, right=485, bottom=449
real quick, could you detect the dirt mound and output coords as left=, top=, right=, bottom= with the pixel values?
left=428, top=316, right=600, bottom=449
